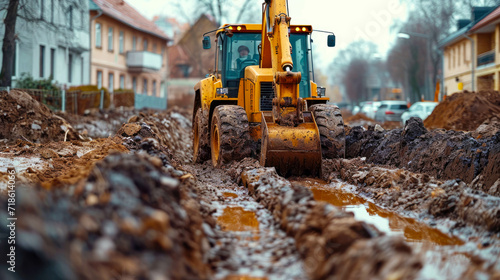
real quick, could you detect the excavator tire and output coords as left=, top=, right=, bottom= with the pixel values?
left=193, top=108, right=210, bottom=163
left=310, top=104, right=346, bottom=159
left=210, top=105, right=252, bottom=168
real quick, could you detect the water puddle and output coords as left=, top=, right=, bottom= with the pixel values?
left=217, top=206, right=259, bottom=232
left=223, top=192, right=239, bottom=198
left=296, top=179, right=480, bottom=279
left=0, top=155, right=44, bottom=173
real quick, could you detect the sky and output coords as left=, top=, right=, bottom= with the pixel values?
left=126, top=0, right=409, bottom=70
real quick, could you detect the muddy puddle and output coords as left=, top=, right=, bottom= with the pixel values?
left=217, top=206, right=260, bottom=232
left=296, top=178, right=494, bottom=279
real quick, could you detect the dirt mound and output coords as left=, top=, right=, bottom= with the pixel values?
left=116, top=110, right=192, bottom=165
left=0, top=153, right=211, bottom=280
left=344, top=113, right=376, bottom=124
left=424, top=90, right=500, bottom=131
left=0, top=90, right=80, bottom=143
left=345, top=118, right=500, bottom=195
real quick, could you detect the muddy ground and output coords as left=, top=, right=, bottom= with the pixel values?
left=0, top=90, right=500, bottom=279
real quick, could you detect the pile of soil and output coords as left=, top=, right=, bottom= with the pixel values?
left=344, top=113, right=376, bottom=124
left=0, top=90, right=80, bottom=143
left=345, top=118, right=500, bottom=195
left=116, top=110, right=192, bottom=165
left=424, top=91, right=500, bottom=131
left=0, top=152, right=212, bottom=280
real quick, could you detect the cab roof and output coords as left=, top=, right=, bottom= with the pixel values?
left=216, top=23, right=313, bottom=35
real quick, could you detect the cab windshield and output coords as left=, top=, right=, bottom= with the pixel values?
left=223, top=32, right=313, bottom=97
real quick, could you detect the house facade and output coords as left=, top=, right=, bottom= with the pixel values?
left=0, top=0, right=90, bottom=87
left=89, top=0, right=170, bottom=96
left=441, top=6, right=500, bottom=94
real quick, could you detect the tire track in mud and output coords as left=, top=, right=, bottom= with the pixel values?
left=186, top=162, right=307, bottom=280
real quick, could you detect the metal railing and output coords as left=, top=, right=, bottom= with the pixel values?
left=477, top=50, right=495, bottom=67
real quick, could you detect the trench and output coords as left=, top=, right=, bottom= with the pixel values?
left=296, top=178, right=490, bottom=279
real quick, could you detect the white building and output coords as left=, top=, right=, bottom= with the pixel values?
left=0, top=0, right=90, bottom=87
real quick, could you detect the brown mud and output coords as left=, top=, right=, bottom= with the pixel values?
left=241, top=167, right=423, bottom=280
left=345, top=118, right=500, bottom=194
left=1, top=93, right=500, bottom=279
left=298, top=178, right=499, bottom=279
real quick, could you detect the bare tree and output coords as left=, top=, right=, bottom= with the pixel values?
left=171, top=0, right=260, bottom=26
left=0, top=0, right=19, bottom=87
left=0, top=0, right=80, bottom=87
left=328, top=40, right=378, bottom=102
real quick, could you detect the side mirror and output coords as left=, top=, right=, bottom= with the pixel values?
left=203, top=36, right=211, bottom=49
left=327, top=34, right=336, bottom=47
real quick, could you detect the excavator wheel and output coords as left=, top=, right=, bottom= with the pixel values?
left=310, top=104, right=346, bottom=159
left=210, top=105, right=252, bottom=168
left=193, top=108, right=210, bottom=163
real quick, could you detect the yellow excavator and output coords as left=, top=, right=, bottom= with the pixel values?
left=193, top=0, right=345, bottom=177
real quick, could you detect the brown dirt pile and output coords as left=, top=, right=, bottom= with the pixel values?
left=241, top=167, right=422, bottom=280
left=116, top=110, right=192, bottom=165
left=324, top=158, right=500, bottom=232
left=0, top=153, right=212, bottom=280
left=346, top=118, right=500, bottom=195
left=424, top=90, right=500, bottom=131
left=344, top=113, right=376, bottom=124
left=0, top=90, right=80, bottom=143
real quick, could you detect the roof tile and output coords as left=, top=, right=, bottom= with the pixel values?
left=92, top=0, right=169, bottom=40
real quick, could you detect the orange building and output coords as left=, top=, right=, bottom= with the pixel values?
left=89, top=0, right=170, bottom=97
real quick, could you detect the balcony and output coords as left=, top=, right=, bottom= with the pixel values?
left=126, top=51, right=162, bottom=72
left=477, top=50, right=495, bottom=67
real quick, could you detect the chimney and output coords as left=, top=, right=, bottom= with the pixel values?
left=472, top=6, right=494, bottom=22
left=457, top=19, right=471, bottom=30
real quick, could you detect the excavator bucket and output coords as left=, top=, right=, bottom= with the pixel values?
left=260, top=114, right=322, bottom=177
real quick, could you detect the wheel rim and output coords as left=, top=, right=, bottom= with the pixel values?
left=212, top=123, right=220, bottom=164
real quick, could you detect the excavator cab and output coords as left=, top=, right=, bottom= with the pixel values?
left=193, top=1, right=345, bottom=177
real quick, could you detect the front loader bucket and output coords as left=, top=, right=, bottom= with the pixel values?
left=260, top=114, right=322, bottom=177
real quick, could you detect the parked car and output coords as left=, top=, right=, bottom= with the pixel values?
left=401, top=102, right=438, bottom=125
left=351, top=105, right=360, bottom=115
left=374, top=101, right=408, bottom=123
left=360, top=101, right=381, bottom=119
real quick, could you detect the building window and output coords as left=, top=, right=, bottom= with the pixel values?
left=153, top=43, right=157, bottom=53
left=40, top=0, right=45, bottom=20
left=50, top=0, right=54, bottom=23
left=108, top=27, right=114, bottom=51
left=132, top=77, right=137, bottom=92
left=143, top=78, right=147, bottom=94
left=39, top=45, right=45, bottom=78
left=68, top=54, right=73, bottom=83
left=95, top=23, right=102, bottom=48
left=109, top=73, right=114, bottom=91
left=119, top=31, right=124, bottom=54
left=152, top=80, right=157, bottom=96
left=120, top=75, right=125, bottom=89
left=143, top=39, right=148, bottom=51
left=50, top=48, right=55, bottom=78
left=97, top=71, right=102, bottom=88
left=68, top=6, right=73, bottom=30
left=132, top=36, right=137, bottom=51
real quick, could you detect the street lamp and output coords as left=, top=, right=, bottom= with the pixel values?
left=397, top=31, right=433, bottom=101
